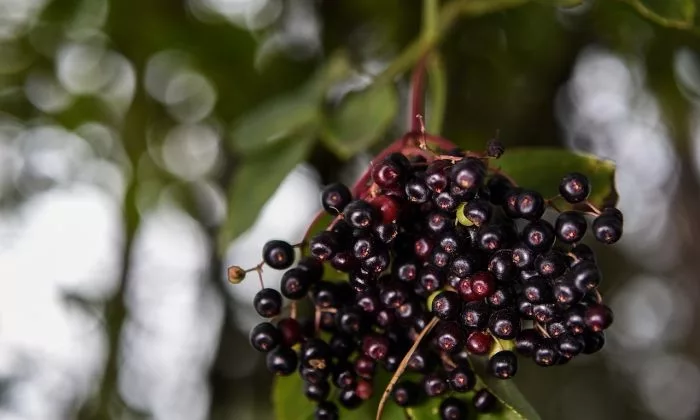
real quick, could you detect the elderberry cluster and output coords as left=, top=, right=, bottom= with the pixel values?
left=242, top=144, right=621, bottom=420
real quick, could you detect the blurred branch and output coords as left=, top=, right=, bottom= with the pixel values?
left=619, top=0, right=695, bottom=30
left=377, top=0, right=528, bottom=85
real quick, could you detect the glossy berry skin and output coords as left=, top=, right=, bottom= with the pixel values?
left=585, top=304, right=614, bottom=331
left=301, top=339, right=333, bottom=372
left=375, top=223, right=399, bottom=244
left=558, top=333, right=585, bottom=358
left=321, top=182, right=352, bottom=214
left=488, top=250, right=516, bottom=282
left=263, top=240, right=295, bottom=270
left=372, top=155, right=405, bottom=188
left=488, top=309, right=520, bottom=340
left=533, top=303, right=556, bottom=323
left=488, top=286, right=514, bottom=309
left=461, top=302, right=491, bottom=329
left=553, top=277, right=583, bottom=307
left=338, top=388, right=363, bottom=410
left=305, top=380, right=330, bottom=402
left=266, top=346, right=298, bottom=375
left=464, top=199, right=492, bottom=226
left=423, top=373, right=449, bottom=397
left=555, top=211, right=587, bottom=244
left=534, top=340, right=559, bottom=367
left=354, top=356, right=376, bottom=380
left=434, top=321, right=465, bottom=353
left=362, top=333, right=390, bottom=361
left=362, top=249, right=390, bottom=275
left=516, top=190, right=545, bottom=221
left=343, top=200, right=378, bottom=230
left=448, top=366, right=476, bottom=392
left=278, top=318, right=302, bottom=347
left=392, top=381, right=421, bottom=407
left=514, top=329, right=540, bottom=356
left=434, top=191, right=458, bottom=212
left=309, top=231, right=340, bottom=261
left=370, top=195, right=401, bottom=224
left=315, top=401, right=339, bottom=420
left=471, top=271, right=496, bottom=299
left=450, top=255, right=479, bottom=278
left=254, top=288, right=282, bottom=318
left=522, top=277, right=552, bottom=303
left=297, top=256, right=324, bottom=282
left=466, top=331, right=493, bottom=355
left=280, top=268, right=311, bottom=300
left=473, top=389, right=498, bottom=413
left=450, top=158, right=486, bottom=191
left=512, top=243, right=535, bottom=270
left=432, top=291, right=462, bottom=320
left=352, top=235, right=377, bottom=261
left=521, top=220, right=555, bottom=253
left=559, top=172, right=590, bottom=203
left=535, top=251, right=567, bottom=279
left=250, top=322, right=281, bottom=352
left=489, top=350, right=518, bottom=379
left=425, top=160, right=451, bottom=193
left=440, top=397, right=469, bottom=420
left=406, top=178, right=430, bottom=203
left=571, top=261, right=601, bottom=292
left=592, top=211, right=623, bottom=244
left=582, top=331, right=606, bottom=354
left=418, top=265, right=445, bottom=293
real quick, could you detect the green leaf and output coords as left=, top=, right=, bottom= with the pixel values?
left=230, top=90, right=320, bottom=155
left=273, top=370, right=405, bottom=420
left=321, top=84, right=399, bottom=159
left=231, top=52, right=352, bottom=155
left=426, top=53, right=447, bottom=135
left=493, top=147, right=617, bottom=209
left=219, top=134, right=316, bottom=248
left=621, top=0, right=695, bottom=29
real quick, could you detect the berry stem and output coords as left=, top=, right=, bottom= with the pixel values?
left=409, top=56, right=428, bottom=132
left=593, top=289, right=604, bottom=304
left=440, top=352, right=458, bottom=369
left=375, top=316, right=439, bottom=420
left=583, top=200, right=603, bottom=216
left=244, top=262, right=265, bottom=289
left=290, top=301, right=297, bottom=320
left=534, top=321, right=551, bottom=338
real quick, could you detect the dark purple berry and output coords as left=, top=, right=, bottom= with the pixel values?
left=315, top=401, right=339, bottom=420
left=461, top=301, right=491, bottom=329
left=254, top=288, right=282, bottom=318
left=515, top=328, right=540, bottom=356
left=535, top=250, right=567, bottom=278
left=450, top=158, right=486, bottom=191
left=488, top=350, right=518, bottom=379
left=280, top=268, right=311, bottom=300
left=362, top=333, right=390, bottom=361
left=305, top=380, right=330, bottom=402
left=464, top=199, right=492, bottom=226
left=534, top=339, right=559, bottom=367
left=473, top=389, right=497, bottom=412
left=559, top=172, right=590, bottom=203
left=393, top=381, right=421, bottom=407
left=440, top=397, right=469, bottom=420
left=266, top=346, right=298, bottom=375
left=448, top=366, right=476, bottom=392
left=423, top=372, right=449, bottom=397
left=432, top=291, right=461, bottom=320
left=405, top=178, right=430, bottom=203
left=592, top=212, right=623, bottom=244
left=250, top=322, right=281, bottom=352
left=343, top=200, right=378, bottom=230
left=338, top=388, right=362, bottom=409
left=435, top=321, right=465, bottom=353
left=555, top=211, right=587, bottom=243
left=263, top=240, right=295, bottom=270
left=585, top=304, right=614, bottom=331
left=309, top=231, right=340, bottom=261
left=321, top=182, right=352, bottom=214
left=488, top=249, right=516, bottom=282
left=522, top=220, right=555, bottom=253
left=558, top=333, right=584, bottom=358
left=516, top=190, right=545, bottom=221
left=488, top=309, right=520, bottom=340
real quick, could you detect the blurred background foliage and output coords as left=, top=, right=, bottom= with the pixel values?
left=2, top=0, right=700, bottom=419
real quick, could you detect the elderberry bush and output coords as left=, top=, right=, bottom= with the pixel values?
left=237, top=141, right=621, bottom=420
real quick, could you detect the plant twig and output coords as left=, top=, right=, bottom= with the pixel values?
left=375, top=317, right=439, bottom=420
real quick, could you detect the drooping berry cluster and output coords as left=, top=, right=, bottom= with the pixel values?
left=237, top=139, right=621, bottom=420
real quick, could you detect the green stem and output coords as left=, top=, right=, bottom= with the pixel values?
left=377, top=0, right=529, bottom=85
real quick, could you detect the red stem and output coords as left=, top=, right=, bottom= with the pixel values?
left=409, top=55, right=428, bottom=132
